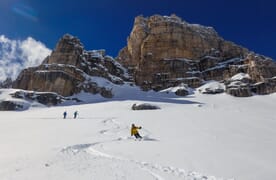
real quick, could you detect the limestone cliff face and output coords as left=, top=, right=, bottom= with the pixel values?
left=118, top=15, right=248, bottom=87
left=117, top=14, right=276, bottom=95
left=13, top=64, right=84, bottom=96
left=13, top=34, right=129, bottom=97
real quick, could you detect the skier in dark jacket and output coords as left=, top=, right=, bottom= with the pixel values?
left=74, top=111, right=78, bottom=119
left=131, top=124, right=142, bottom=139
left=63, top=111, right=67, bottom=119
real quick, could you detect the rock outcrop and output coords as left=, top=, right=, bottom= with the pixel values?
left=131, top=103, right=160, bottom=110
left=10, top=91, right=66, bottom=106
left=0, top=89, right=83, bottom=111
left=117, top=14, right=276, bottom=95
left=251, top=77, right=276, bottom=95
left=0, top=101, right=23, bottom=111
left=13, top=34, right=129, bottom=97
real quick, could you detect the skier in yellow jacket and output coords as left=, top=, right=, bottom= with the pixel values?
left=131, top=124, right=142, bottom=139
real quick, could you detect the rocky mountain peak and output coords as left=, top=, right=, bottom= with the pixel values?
left=118, top=14, right=248, bottom=70
left=55, top=34, right=84, bottom=54
left=118, top=14, right=276, bottom=96
left=13, top=34, right=129, bottom=97
left=147, top=14, right=218, bottom=36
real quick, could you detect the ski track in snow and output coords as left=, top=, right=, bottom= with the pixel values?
left=57, top=117, right=231, bottom=180
left=61, top=142, right=226, bottom=180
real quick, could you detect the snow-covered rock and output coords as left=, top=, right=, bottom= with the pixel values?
left=0, top=89, right=32, bottom=110
left=198, top=81, right=225, bottom=94
left=161, top=83, right=192, bottom=96
left=0, top=89, right=84, bottom=110
left=225, top=73, right=252, bottom=97
left=230, top=73, right=250, bottom=81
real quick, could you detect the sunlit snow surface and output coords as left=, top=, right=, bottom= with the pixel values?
left=0, top=86, right=276, bottom=180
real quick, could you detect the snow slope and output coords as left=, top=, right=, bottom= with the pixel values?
left=0, top=89, right=276, bottom=180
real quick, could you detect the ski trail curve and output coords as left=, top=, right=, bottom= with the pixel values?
left=61, top=142, right=229, bottom=180
left=59, top=117, right=231, bottom=180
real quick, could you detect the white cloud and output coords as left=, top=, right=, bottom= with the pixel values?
left=0, top=35, right=51, bottom=81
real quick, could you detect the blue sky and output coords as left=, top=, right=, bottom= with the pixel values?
left=0, top=0, right=275, bottom=59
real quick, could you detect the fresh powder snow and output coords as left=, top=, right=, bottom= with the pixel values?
left=0, top=86, right=276, bottom=180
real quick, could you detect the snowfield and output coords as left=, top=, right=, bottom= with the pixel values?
left=0, top=89, right=276, bottom=180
